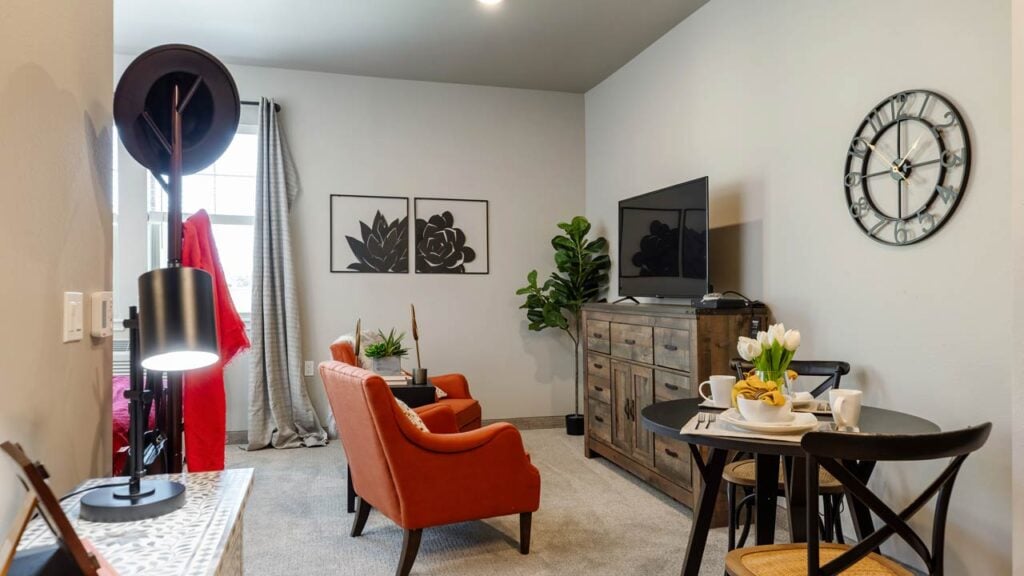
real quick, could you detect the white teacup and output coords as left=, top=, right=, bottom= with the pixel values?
left=829, top=389, right=863, bottom=431
left=698, top=375, right=736, bottom=408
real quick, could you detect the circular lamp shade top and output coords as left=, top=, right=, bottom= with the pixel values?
left=138, top=267, right=219, bottom=372
left=114, top=44, right=240, bottom=176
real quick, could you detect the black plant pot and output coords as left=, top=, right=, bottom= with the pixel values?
left=565, top=413, right=584, bottom=436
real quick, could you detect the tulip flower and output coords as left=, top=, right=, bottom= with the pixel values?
left=783, top=329, right=801, bottom=352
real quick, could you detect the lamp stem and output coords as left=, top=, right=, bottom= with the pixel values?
left=167, top=83, right=183, bottom=267
left=125, top=307, right=145, bottom=496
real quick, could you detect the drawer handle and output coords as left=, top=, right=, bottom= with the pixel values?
left=594, top=415, right=605, bottom=423
left=594, top=386, right=604, bottom=392
left=663, top=344, right=678, bottom=351
left=664, top=448, right=679, bottom=458
left=663, top=383, right=680, bottom=391
left=592, top=332, right=604, bottom=338
left=593, top=363, right=604, bottom=369
left=624, top=338, right=636, bottom=345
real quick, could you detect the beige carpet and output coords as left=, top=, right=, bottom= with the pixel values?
left=226, top=429, right=784, bottom=576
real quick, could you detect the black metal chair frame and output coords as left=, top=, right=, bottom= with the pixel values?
left=725, top=359, right=852, bottom=550
left=802, top=423, right=991, bottom=575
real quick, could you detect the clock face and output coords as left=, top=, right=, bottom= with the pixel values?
left=843, top=90, right=970, bottom=246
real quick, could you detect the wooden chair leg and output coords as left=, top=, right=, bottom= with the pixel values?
left=520, top=512, right=533, bottom=555
left=350, top=497, right=372, bottom=537
left=726, top=482, right=737, bottom=551
left=832, top=495, right=846, bottom=544
left=396, top=529, right=422, bottom=576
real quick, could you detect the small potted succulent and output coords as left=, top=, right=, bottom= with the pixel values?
left=363, top=329, right=409, bottom=376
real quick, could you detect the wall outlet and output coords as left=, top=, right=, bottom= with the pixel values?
left=304, top=360, right=315, bottom=377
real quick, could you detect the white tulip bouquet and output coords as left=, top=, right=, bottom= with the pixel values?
left=737, top=323, right=801, bottom=379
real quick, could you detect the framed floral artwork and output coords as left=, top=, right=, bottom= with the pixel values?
left=413, top=198, right=489, bottom=274
left=330, top=195, right=409, bottom=273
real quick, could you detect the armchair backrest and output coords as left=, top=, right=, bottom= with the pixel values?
left=329, top=339, right=359, bottom=366
left=319, top=361, right=405, bottom=520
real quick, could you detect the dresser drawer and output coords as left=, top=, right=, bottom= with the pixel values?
left=588, top=399, right=611, bottom=444
left=587, top=357, right=611, bottom=404
left=654, top=436, right=691, bottom=486
left=610, top=323, right=653, bottom=363
left=654, top=326, right=691, bottom=371
left=587, top=320, right=611, bottom=354
left=654, top=370, right=692, bottom=402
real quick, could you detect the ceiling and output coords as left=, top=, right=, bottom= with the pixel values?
left=115, top=0, right=707, bottom=93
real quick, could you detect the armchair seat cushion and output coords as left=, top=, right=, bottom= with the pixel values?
left=439, top=398, right=481, bottom=431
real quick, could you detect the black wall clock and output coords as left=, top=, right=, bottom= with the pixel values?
left=843, top=90, right=970, bottom=246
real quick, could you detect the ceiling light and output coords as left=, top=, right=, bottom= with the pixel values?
left=478, top=0, right=503, bottom=5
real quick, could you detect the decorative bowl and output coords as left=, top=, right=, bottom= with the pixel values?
left=737, top=397, right=794, bottom=424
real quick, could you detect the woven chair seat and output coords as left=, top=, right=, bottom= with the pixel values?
left=725, top=544, right=912, bottom=576
left=723, top=459, right=844, bottom=493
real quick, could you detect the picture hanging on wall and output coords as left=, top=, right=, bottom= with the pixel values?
left=330, top=194, right=409, bottom=273
left=414, top=198, right=489, bottom=274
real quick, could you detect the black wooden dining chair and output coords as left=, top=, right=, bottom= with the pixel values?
left=724, top=423, right=992, bottom=576
left=724, top=360, right=851, bottom=550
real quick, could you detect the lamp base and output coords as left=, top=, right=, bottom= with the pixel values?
left=79, top=480, right=186, bottom=523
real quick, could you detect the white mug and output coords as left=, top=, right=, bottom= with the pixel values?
left=829, top=389, right=863, bottom=431
left=698, top=375, right=736, bottom=408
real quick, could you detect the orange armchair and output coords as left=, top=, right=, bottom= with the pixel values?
left=329, top=340, right=481, bottom=431
left=320, top=361, right=541, bottom=576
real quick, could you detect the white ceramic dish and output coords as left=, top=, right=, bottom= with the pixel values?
left=720, top=409, right=821, bottom=435
left=737, top=397, right=794, bottom=423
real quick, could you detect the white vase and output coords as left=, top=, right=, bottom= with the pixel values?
left=371, top=356, right=402, bottom=376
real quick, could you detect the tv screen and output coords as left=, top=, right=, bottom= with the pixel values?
left=618, top=177, right=709, bottom=299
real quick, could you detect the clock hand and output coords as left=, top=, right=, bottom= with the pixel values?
left=896, top=133, right=926, bottom=168
left=864, top=141, right=907, bottom=180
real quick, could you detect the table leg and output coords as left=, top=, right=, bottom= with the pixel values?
left=754, top=454, right=779, bottom=545
left=347, top=465, right=356, bottom=514
left=680, top=447, right=728, bottom=576
left=843, top=460, right=877, bottom=542
left=782, top=456, right=808, bottom=543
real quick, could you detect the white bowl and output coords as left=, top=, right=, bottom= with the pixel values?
left=737, top=397, right=793, bottom=423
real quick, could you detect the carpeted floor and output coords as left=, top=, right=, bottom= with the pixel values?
left=226, top=429, right=784, bottom=576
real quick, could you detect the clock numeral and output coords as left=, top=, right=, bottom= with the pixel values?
left=869, top=218, right=889, bottom=237
left=936, top=184, right=958, bottom=204
left=866, top=109, right=888, bottom=133
left=918, top=212, right=936, bottom=233
left=915, top=93, right=932, bottom=119
left=894, top=220, right=912, bottom=245
left=894, top=93, right=911, bottom=120
left=940, top=149, right=964, bottom=168
left=935, top=111, right=957, bottom=130
left=849, top=197, right=872, bottom=219
left=849, top=137, right=869, bottom=159
left=844, top=172, right=862, bottom=187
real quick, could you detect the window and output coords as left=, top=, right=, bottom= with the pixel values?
left=147, top=125, right=258, bottom=316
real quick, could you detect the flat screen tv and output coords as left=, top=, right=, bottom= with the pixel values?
left=618, top=177, right=709, bottom=299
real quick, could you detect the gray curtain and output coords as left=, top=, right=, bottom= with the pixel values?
left=247, top=98, right=327, bottom=450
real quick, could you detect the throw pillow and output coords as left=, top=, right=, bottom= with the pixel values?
left=395, top=399, right=429, bottom=433
left=435, top=387, right=448, bottom=400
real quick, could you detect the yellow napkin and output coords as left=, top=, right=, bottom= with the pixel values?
left=731, top=373, right=786, bottom=407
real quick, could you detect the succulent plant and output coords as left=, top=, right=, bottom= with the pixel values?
left=363, top=329, right=409, bottom=359
left=346, top=211, right=408, bottom=272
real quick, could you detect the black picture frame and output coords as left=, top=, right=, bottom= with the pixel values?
left=413, top=198, right=489, bottom=275
left=330, top=194, right=410, bottom=273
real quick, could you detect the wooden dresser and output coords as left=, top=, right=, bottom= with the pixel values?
left=582, top=302, right=768, bottom=516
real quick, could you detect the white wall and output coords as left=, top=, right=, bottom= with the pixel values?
left=0, top=0, right=112, bottom=525
left=586, top=1, right=1010, bottom=573
left=113, top=59, right=586, bottom=426
left=1013, top=0, right=1024, bottom=571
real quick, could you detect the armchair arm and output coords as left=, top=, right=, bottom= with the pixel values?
left=405, top=422, right=521, bottom=454
left=431, top=373, right=472, bottom=399
left=414, top=404, right=459, bottom=434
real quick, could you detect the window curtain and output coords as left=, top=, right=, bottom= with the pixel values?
left=247, top=98, right=327, bottom=450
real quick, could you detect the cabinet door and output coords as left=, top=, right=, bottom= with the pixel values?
left=610, top=360, right=632, bottom=454
left=630, top=365, right=654, bottom=464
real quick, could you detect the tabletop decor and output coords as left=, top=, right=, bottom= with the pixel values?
left=736, top=322, right=800, bottom=397
left=516, top=216, right=609, bottom=435
left=410, top=304, right=428, bottom=385
left=364, top=329, right=410, bottom=376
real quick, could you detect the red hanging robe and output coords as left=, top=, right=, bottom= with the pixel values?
left=181, top=210, right=250, bottom=472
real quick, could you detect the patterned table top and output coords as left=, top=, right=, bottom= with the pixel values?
left=19, top=469, right=254, bottom=576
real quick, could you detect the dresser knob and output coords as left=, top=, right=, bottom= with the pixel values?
left=664, top=344, right=678, bottom=351
left=624, top=338, right=636, bottom=345
left=664, top=383, right=680, bottom=391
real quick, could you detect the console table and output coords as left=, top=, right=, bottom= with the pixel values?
left=582, top=302, right=768, bottom=524
left=17, top=469, right=253, bottom=575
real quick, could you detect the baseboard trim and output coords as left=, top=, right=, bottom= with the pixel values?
left=226, top=430, right=247, bottom=446
left=482, top=415, right=564, bottom=430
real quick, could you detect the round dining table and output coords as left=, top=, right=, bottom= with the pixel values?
left=641, top=398, right=939, bottom=576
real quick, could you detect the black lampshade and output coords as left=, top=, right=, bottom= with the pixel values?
left=138, top=267, right=219, bottom=371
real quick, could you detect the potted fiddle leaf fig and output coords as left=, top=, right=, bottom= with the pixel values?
left=363, top=329, right=410, bottom=376
left=516, top=216, right=609, bottom=435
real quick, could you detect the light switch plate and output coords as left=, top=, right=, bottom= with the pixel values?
left=63, top=292, right=84, bottom=343
left=304, top=361, right=315, bottom=377
left=91, top=291, right=114, bottom=338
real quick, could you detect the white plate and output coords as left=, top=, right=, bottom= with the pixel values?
left=719, top=409, right=821, bottom=435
